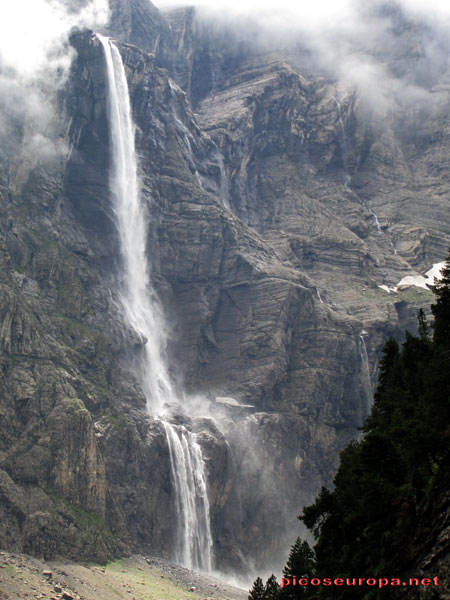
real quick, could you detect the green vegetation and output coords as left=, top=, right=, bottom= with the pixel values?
left=43, top=485, right=110, bottom=534
left=250, top=254, right=450, bottom=599
left=249, top=577, right=266, bottom=599
left=63, top=396, right=89, bottom=414
left=69, top=503, right=110, bottom=533
left=103, top=559, right=198, bottom=600
left=52, top=311, right=92, bottom=337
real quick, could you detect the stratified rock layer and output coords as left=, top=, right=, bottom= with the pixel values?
left=0, top=0, right=449, bottom=574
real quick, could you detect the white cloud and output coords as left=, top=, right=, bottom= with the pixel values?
left=154, top=0, right=450, bottom=119
left=0, top=0, right=108, bottom=77
left=400, top=0, right=450, bottom=18
left=154, top=0, right=355, bottom=30
left=0, top=0, right=109, bottom=171
left=153, top=0, right=450, bottom=25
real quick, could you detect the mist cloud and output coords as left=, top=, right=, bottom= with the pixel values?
left=154, top=0, right=450, bottom=23
left=0, top=0, right=108, bottom=172
left=154, top=0, right=450, bottom=120
left=0, top=0, right=108, bottom=77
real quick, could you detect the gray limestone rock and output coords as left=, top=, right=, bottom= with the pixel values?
left=0, top=0, right=448, bottom=577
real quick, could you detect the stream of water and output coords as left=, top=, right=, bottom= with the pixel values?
left=359, top=333, right=373, bottom=417
left=99, top=34, right=213, bottom=572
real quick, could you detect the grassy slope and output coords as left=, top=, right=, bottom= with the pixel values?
left=0, top=552, right=246, bottom=600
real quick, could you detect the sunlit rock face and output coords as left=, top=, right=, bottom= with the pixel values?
left=0, top=0, right=449, bottom=573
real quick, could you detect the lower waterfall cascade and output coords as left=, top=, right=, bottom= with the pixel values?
left=98, top=33, right=214, bottom=572
left=164, top=423, right=213, bottom=572
left=359, top=333, right=373, bottom=417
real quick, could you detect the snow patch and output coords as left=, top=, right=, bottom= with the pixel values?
left=397, top=261, right=445, bottom=290
left=425, top=262, right=446, bottom=282
left=379, top=261, right=446, bottom=293
left=378, top=284, right=395, bottom=294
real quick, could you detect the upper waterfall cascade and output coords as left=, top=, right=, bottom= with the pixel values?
left=98, top=34, right=214, bottom=572
left=98, top=34, right=173, bottom=414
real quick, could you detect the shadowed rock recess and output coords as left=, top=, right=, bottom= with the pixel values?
left=0, top=0, right=449, bottom=574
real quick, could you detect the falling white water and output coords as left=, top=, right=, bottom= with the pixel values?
left=369, top=208, right=383, bottom=235
left=334, top=97, right=350, bottom=187
left=167, top=80, right=204, bottom=189
left=164, top=423, right=213, bottom=571
left=215, top=149, right=231, bottom=210
left=334, top=97, right=390, bottom=242
left=98, top=34, right=173, bottom=414
left=366, top=205, right=400, bottom=257
left=358, top=333, right=373, bottom=416
left=168, top=78, right=230, bottom=209
left=98, top=34, right=214, bottom=572
left=174, top=115, right=204, bottom=187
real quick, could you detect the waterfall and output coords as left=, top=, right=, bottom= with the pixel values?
left=369, top=210, right=383, bottom=235
left=164, top=423, right=213, bottom=571
left=168, top=78, right=230, bottom=209
left=335, top=97, right=394, bottom=247
left=215, top=149, right=231, bottom=210
left=358, top=333, right=373, bottom=416
left=334, top=98, right=350, bottom=187
left=168, top=79, right=204, bottom=189
left=98, top=34, right=214, bottom=572
left=98, top=34, right=173, bottom=414
left=174, top=115, right=203, bottom=188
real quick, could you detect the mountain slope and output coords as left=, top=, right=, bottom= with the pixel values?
left=0, top=0, right=448, bottom=574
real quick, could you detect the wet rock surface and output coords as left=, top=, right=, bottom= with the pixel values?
left=0, top=0, right=449, bottom=577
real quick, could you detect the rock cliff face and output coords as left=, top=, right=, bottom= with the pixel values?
left=0, top=0, right=449, bottom=574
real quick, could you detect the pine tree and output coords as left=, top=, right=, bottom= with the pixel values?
left=431, top=252, right=450, bottom=348
left=250, top=258, right=450, bottom=600
left=424, top=251, right=450, bottom=461
left=264, top=574, right=281, bottom=599
left=249, top=576, right=265, bottom=600
left=362, top=337, right=401, bottom=432
left=297, top=264, right=450, bottom=596
left=281, top=537, right=315, bottom=597
left=283, top=537, right=315, bottom=578
left=418, top=308, right=429, bottom=340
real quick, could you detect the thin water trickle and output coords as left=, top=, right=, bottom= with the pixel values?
left=359, top=333, right=373, bottom=417
left=99, top=34, right=214, bottom=572
left=168, top=80, right=204, bottom=189
left=335, top=96, right=397, bottom=249
left=369, top=209, right=383, bottom=235
left=168, top=79, right=230, bottom=208
left=334, top=97, right=350, bottom=187
left=215, top=149, right=231, bottom=209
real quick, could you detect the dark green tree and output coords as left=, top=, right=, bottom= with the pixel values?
left=298, top=265, right=450, bottom=595
left=424, top=252, right=450, bottom=462
left=264, top=574, right=281, bottom=599
left=283, top=538, right=315, bottom=578
left=431, top=253, right=450, bottom=348
left=281, top=538, right=315, bottom=597
left=362, top=337, right=402, bottom=433
left=249, top=577, right=265, bottom=600
left=250, top=257, right=450, bottom=600
left=418, top=308, right=430, bottom=341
